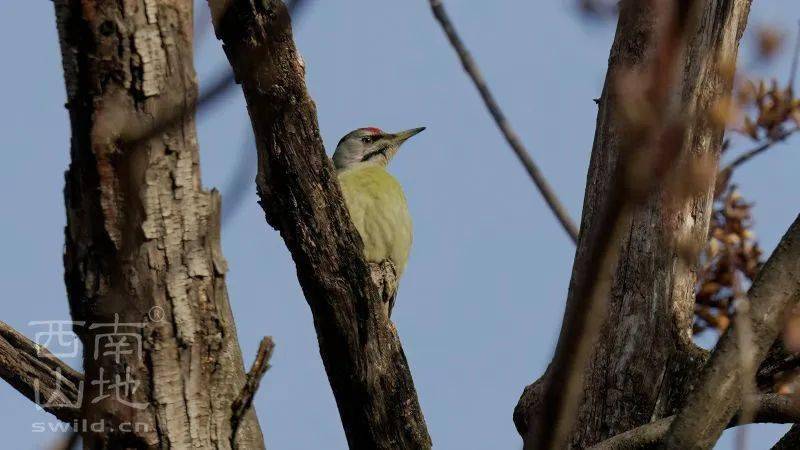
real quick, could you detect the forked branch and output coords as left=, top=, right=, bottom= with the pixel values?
left=589, top=393, right=800, bottom=450
left=662, top=214, right=800, bottom=448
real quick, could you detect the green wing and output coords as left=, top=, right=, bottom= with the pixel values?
left=338, top=166, right=413, bottom=276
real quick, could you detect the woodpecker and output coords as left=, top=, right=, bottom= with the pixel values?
left=333, top=126, right=425, bottom=316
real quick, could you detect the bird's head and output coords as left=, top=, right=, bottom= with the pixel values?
left=332, top=126, right=426, bottom=171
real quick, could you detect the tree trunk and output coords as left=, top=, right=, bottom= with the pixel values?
left=515, top=0, right=752, bottom=447
left=54, top=0, right=264, bottom=448
left=209, top=1, right=432, bottom=448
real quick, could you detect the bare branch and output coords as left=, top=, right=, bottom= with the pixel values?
left=0, top=321, right=82, bottom=423
left=231, top=337, right=275, bottom=448
left=589, top=394, right=800, bottom=450
left=662, top=214, right=800, bottom=449
left=427, top=0, right=579, bottom=243
left=210, top=1, right=431, bottom=448
left=719, top=126, right=799, bottom=179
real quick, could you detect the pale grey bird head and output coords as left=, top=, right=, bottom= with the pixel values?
left=332, top=127, right=426, bottom=171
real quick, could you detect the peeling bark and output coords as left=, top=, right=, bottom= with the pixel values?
left=209, top=1, right=431, bottom=448
left=515, top=0, right=752, bottom=447
left=54, top=0, right=264, bottom=448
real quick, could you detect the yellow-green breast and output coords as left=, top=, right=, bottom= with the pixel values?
left=338, top=165, right=413, bottom=276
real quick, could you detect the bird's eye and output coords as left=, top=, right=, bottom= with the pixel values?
left=361, top=136, right=373, bottom=144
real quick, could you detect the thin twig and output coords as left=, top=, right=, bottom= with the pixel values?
left=230, top=337, right=275, bottom=448
left=720, top=126, right=799, bottom=176
left=428, top=0, right=579, bottom=243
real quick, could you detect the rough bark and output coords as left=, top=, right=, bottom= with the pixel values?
left=0, top=321, right=83, bottom=422
left=208, top=1, right=431, bottom=448
left=514, top=0, right=752, bottom=447
left=54, top=0, right=264, bottom=448
left=662, top=214, right=800, bottom=449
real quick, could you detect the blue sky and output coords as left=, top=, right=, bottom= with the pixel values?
left=1, top=1, right=798, bottom=449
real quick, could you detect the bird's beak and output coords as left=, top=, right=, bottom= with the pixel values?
left=391, top=127, right=426, bottom=145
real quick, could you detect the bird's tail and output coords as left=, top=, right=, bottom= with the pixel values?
left=369, top=260, right=399, bottom=319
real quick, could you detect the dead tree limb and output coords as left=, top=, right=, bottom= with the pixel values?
left=718, top=126, right=799, bottom=186
left=231, top=337, right=275, bottom=448
left=428, top=0, right=579, bottom=243
left=515, top=0, right=752, bottom=448
left=716, top=124, right=800, bottom=199
left=209, top=1, right=431, bottom=448
left=54, top=0, right=264, bottom=448
left=662, top=214, right=800, bottom=449
left=0, top=321, right=82, bottom=422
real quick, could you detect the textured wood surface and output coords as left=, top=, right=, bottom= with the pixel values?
left=210, top=1, right=431, bottom=448
left=55, top=0, right=264, bottom=447
left=515, top=1, right=752, bottom=447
